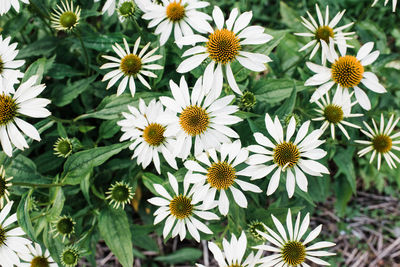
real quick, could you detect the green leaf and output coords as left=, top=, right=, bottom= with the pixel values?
left=22, top=56, right=55, bottom=84
left=99, top=119, right=121, bottom=140
left=6, top=155, right=52, bottom=184
left=276, top=83, right=297, bottom=117
left=142, top=172, right=167, bottom=196
left=63, top=142, right=130, bottom=184
left=48, top=63, right=84, bottom=79
left=47, top=187, right=65, bottom=219
left=333, top=147, right=357, bottom=193
left=52, top=75, right=98, bottom=107
left=254, top=78, right=307, bottom=104
left=17, top=37, right=58, bottom=58
left=82, top=33, right=126, bottom=51
left=98, top=207, right=134, bottom=267
left=154, top=248, right=202, bottom=264
left=77, top=92, right=165, bottom=120
left=279, top=2, right=303, bottom=32
left=17, top=190, right=37, bottom=241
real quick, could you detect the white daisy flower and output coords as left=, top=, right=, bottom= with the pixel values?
left=196, top=231, right=263, bottom=267
left=50, top=1, right=81, bottom=32
left=0, top=0, right=29, bottom=15
left=305, top=40, right=386, bottom=110
left=312, top=87, right=362, bottom=140
left=255, top=209, right=336, bottom=267
left=294, top=4, right=355, bottom=64
left=148, top=172, right=219, bottom=242
left=355, top=113, right=400, bottom=170
left=0, top=75, right=51, bottom=157
left=138, top=0, right=211, bottom=48
left=94, top=0, right=116, bottom=16
left=118, top=99, right=178, bottom=173
left=100, top=37, right=163, bottom=97
left=176, top=6, right=273, bottom=97
left=0, top=165, right=13, bottom=209
left=372, top=0, right=397, bottom=12
left=0, top=201, right=31, bottom=267
left=159, top=76, right=242, bottom=160
left=0, top=35, right=25, bottom=94
left=243, top=114, right=329, bottom=198
left=19, top=243, right=58, bottom=267
left=184, top=140, right=262, bottom=216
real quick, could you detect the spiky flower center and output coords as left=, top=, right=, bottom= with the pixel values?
left=143, top=123, right=165, bottom=146
left=239, top=91, right=257, bottom=111
left=119, top=1, right=135, bottom=16
left=0, top=226, right=5, bottom=246
left=0, top=94, right=17, bottom=126
left=207, top=29, right=241, bottom=64
left=248, top=220, right=267, bottom=240
left=59, top=11, right=77, bottom=28
left=331, top=55, right=364, bottom=88
left=324, top=104, right=344, bottom=124
left=56, top=217, right=74, bottom=235
left=61, top=248, right=79, bottom=266
left=55, top=138, right=73, bottom=157
left=111, top=184, right=131, bottom=202
left=120, top=54, right=142, bottom=76
left=273, top=142, right=300, bottom=168
left=315, top=26, right=334, bottom=43
left=282, top=241, right=306, bottom=266
left=166, top=1, right=185, bottom=22
left=372, top=134, right=392, bottom=153
left=207, top=161, right=236, bottom=190
left=228, top=263, right=243, bottom=267
left=169, top=195, right=193, bottom=220
left=31, top=256, right=50, bottom=267
left=179, top=105, right=209, bottom=136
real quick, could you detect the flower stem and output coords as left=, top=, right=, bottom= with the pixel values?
left=13, top=182, right=66, bottom=188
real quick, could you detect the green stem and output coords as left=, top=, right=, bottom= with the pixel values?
left=13, top=182, right=66, bottom=188
left=50, top=115, right=74, bottom=124
left=75, top=30, right=90, bottom=76
left=131, top=17, right=143, bottom=36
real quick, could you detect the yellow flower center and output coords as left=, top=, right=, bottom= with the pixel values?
left=0, top=94, right=17, bottom=126
left=120, top=54, right=142, bottom=76
left=169, top=195, right=193, bottom=219
left=31, top=256, right=50, bottom=267
left=323, top=104, right=344, bottom=124
left=56, top=217, right=74, bottom=235
left=179, top=105, right=209, bottom=136
left=273, top=142, right=300, bottom=168
left=119, top=1, right=135, bottom=17
left=166, top=1, right=185, bottom=22
left=206, top=29, right=241, bottom=64
left=0, top=56, right=4, bottom=74
left=59, top=11, right=77, bottom=29
left=282, top=241, right=306, bottom=266
left=143, top=123, right=165, bottom=146
left=372, top=134, right=392, bottom=153
left=331, top=55, right=364, bottom=88
left=315, top=26, right=334, bottom=43
left=228, top=263, right=243, bottom=267
left=207, top=161, right=236, bottom=190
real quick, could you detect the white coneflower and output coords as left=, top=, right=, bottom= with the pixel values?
left=356, top=114, right=400, bottom=170
left=255, top=209, right=335, bottom=267
left=51, top=215, right=76, bottom=242
left=0, top=201, right=31, bottom=267
left=19, top=243, right=58, bottom=267
left=312, top=87, right=362, bottom=139
left=50, top=1, right=81, bottom=32
left=0, top=35, right=25, bottom=94
left=138, top=0, right=211, bottom=47
left=243, top=114, right=329, bottom=198
left=0, top=165, right=12, bottom=209
left=100, top=37, right=163, bottom=97
left=305, top=40, right=386, bottom=110
left=105, top=181, right=135, bottom=209
left=372, top=0, right=397, bottom=12
left=177, top=6, right=272, bottom=97
left=196, top=232, right=263, bottom=267
left=159, top=76, right=242, bottom=160
left=94, top=0, right=116, bottom=16
left=0, top=75, right=51, bottom=157
left=294, top=4, right=355, bottom=63
left=148, top=172, right=219, bottom=242
left=118, top=99, right=178, bottom=173
left=184, top=140, right=262, bottom=216
left=0, top=0, right=29, bottom=15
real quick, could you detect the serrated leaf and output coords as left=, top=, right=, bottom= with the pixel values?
left=22, top=56, right=55, bottom=84
left=17, top=190, right=37, bottom=241
left=52, top=75, right=98, bottom=107
left=154, top=248, right=202, bottom=264
left=254, top=78, right=307, bottom=104
left=98, top=207, right=134, bottom=267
